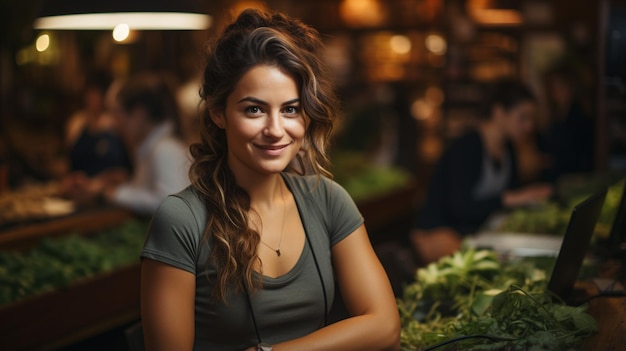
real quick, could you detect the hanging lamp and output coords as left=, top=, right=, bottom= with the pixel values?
left=33, top=0, right=211, bottom=30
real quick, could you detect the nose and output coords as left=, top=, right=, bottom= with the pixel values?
left=263, top=113, right=285, bottom=139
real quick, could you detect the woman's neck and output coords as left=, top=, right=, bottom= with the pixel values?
left=236, top=172, right=284, bottom=211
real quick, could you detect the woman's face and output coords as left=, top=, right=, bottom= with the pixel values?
left=497, top=101, right=536, bottom=141
left=214, top=64, right=306, bottom=179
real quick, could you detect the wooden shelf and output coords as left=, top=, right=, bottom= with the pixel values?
left=0, top=207, right=132, bottom=252
left=0, top=207, right=137, bottom=350
left=0, top=264, right=140, bottom=351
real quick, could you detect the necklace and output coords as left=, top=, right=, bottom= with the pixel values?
left=259, top=181, right=286, bottom=257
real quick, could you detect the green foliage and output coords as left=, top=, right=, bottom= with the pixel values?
left=398, top=249, right=597, bottom=351
left=0, top=220, right=148, bottom=305
left=403, top=250, right=502, bottom=304
left=498, top=179, right=624, bottom=238
left=331, top=152, right=411, bottom=201
left=498, top=203, right=570, bottom=235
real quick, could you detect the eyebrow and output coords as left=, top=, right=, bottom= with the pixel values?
left=237, top=97, right=300, bottom=106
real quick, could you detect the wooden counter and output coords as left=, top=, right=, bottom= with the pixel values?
left=0, top=206, right=132, bottom=252
left=0, top=264, right=140, bottom=351
left=585, top=295, right=626, bottom=351
left=581, top=259, right=626, bottom=351
left=0, top=207, right=136, bottom=351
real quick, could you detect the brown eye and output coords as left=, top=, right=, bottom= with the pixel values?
left=245, top=106, right=262, bottom=114
left=283, top=106, right=300, bottom=115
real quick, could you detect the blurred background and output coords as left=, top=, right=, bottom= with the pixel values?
left=1, top=0, right=625, bottom=350
left=2, top=0, right=625, bottom=189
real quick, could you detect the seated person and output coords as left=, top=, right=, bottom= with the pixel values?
left=411, top=80, right=553, bottom=264
left=65, top=71, right=132, bottom=178
left=66, top=73, right=191, bottom=216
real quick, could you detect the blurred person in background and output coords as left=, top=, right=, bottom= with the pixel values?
left=66, top=73, right=190, bottom=216
left=411, top=80, right=553, bottom=264
left=61, top=71, right=132, bottom=198
left=538, top=63, right=595, bottom=183
left=65, top=70, right=132, bottom=178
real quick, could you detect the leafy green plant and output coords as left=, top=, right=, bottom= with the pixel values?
left=398, top=249, right=597, bottom=351
left=0, top=219, right=148, bottom=305
left=498, top=178, right=624, bottom=238
left=498, top=203, right=570, bottom=235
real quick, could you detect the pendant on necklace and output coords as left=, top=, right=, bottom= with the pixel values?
left=276, top=249, right=281, bottom=257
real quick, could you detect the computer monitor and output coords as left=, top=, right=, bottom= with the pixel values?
left=547, top=187, right=608, bottom=301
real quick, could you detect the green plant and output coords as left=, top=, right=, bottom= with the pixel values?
left=398, top=249, right=597, bottom=351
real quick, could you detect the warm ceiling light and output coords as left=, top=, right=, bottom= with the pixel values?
left=467, top=0, right=523, bottom=26
left=425, top=34, right=447, bottom=55
left=230, top=1, right=269, bottom=17
left=390, top=35, right=412, bottom=55
left=113, top=24, right=131, bottom=42
left=340, top=0, right=387, bottom=27
left=470, top=9, right=523, bottom=26
left=35, top=34, right=50, bottom=52
left=33, top=0, right=211, bottom=30
left=34, top=13, right=211, bottom=30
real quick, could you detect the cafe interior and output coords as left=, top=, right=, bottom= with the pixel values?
left=1, top=0, right=626, bottom=350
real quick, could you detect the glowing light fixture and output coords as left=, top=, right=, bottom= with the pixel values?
left=411, top=99, right=433, bottom=120
left=33, top=0, right=211, bottom=30
left=390, top=35, right=411, bottom=55
left=35, top=34, right=50, bottom=52
left=112, top=24, right=130, bottom=42
left=340, top=0, right=387, bottom=27
left=467, top=0, right=523, bottom=26
left=425, top=34, right=447, bottom=55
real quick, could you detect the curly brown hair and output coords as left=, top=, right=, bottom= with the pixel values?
left=189, top=8, right=340, bottom=302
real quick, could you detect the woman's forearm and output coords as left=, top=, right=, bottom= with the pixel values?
left=272, top=313, right=400, bottom=351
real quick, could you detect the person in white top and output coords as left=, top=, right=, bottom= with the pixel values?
left=78, top=73, right=191, bottom=216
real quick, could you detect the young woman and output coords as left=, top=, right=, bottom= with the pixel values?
left=140, top=9, right=400, bottom=351
left=411, top=80, right=553, bottom=264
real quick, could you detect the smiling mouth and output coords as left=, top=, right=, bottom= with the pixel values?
left=254, top=142, right=293, bottom=150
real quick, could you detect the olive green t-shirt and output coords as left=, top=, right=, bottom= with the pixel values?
left=141, top=173, right=364, bottom=350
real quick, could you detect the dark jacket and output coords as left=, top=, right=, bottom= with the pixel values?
left=416, top=130, right=519, bottom=235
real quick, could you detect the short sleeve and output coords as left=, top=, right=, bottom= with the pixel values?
left=322, top=178, right=365, bottom=246
left=140, top=194, right=202, bottom=274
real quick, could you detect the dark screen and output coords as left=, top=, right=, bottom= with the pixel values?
left=547, top=188, right=608, bottom=300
